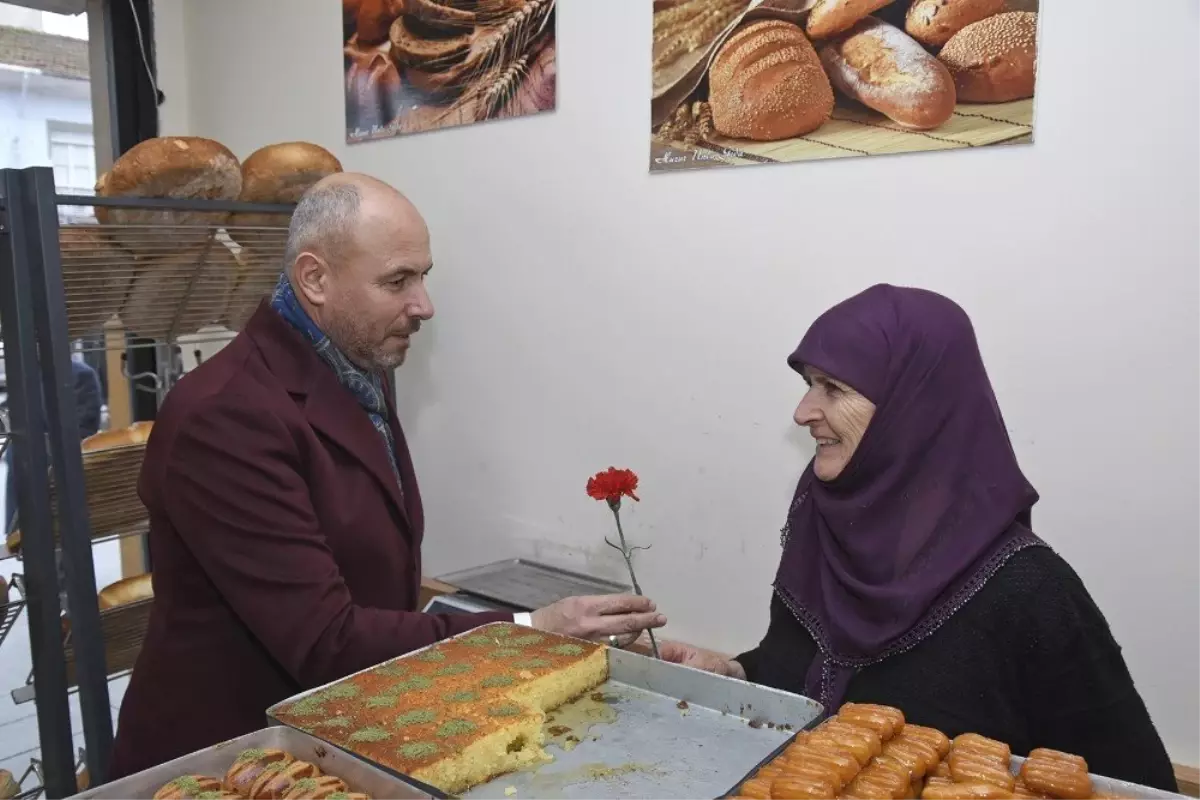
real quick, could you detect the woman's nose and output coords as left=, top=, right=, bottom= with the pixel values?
left=794, top=390, right=821, bottom=426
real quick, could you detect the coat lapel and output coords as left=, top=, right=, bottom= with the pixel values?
left=243, top=302, right=410, bottom=530
left=305, top=370, right=409, bottom=528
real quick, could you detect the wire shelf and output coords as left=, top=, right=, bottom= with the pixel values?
left=58, top=222, right=287, bottom=351
left=4, top=442, right=150, bottom=558
left=6, top=748, right=87, bottom=798
left=12, top=757, right=42, bottom=800
left=0, top=575, right=27, bottom=651
left=13, top=598, right=154, bottom=705
left=63, top=598, right=152, bottom=687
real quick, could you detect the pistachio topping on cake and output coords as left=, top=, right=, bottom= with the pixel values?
left=288, top=696, right=326, bottom=716
left=395, top=709, right=437, bottom=727
left=364, top=695, right=398, bottom=709
left=435, top=663, right=473, bottom=676
left=509, top=634, right=545, bottom=647
left=324, top=684, right=361, bottom=699
left=437, top=719, right=478, bottom=737
left=444, top=690, right=479, bottom=703
left=492, top=648, right=521, bottom=658
left=234, top=748, right=267, bottom=763
left=399, top=742, right=440, bottom=759
left=349, top=726, right=392, bottom=743
left=481, top=675, right=515, bottom=689
left=375, top=663, right=408, bottom=678
left=514, top=658, right=550, bottom=670
left=382, top=676, right=433, bottom=695
left=319, top=716, right=353, bottom=728
left=415, top=649, right=446, bottom=662
left=488, top=703, right=523, bottom=717
left=547, top=644, right=585, bottom=656
left=461, top=634, right=496, bottom=647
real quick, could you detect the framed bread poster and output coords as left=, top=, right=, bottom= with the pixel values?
left=343, top=0, right=557, bottom=143
left=650, top=0, right=1039, bottom=172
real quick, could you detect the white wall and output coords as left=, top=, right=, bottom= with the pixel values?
left=156, top=0, right=1199, bottom=763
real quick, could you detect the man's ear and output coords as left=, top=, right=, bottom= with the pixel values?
left=293, top=252, right=330, bottom=308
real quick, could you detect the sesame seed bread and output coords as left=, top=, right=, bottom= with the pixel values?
left=709, top=20, right=835, bottom=142
left=938, top=11, right=1038, bottom=103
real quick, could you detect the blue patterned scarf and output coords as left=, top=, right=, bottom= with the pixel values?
left=271, top=274, right=403, bottom=496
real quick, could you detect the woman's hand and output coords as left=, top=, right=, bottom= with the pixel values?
left=659, top=640, right=746, bottom=680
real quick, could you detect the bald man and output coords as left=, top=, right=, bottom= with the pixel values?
left=108, top=174, right=665, bottom=778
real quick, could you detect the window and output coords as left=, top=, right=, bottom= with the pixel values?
left=48, top=120, right=95, bottom=219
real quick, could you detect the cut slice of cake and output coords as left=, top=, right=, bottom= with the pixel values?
left=271, top=623, right=610, bottom=795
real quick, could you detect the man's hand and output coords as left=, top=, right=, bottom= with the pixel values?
left=659, top=640, right=746, bottom=680
left=530, top=594, right=667, bottom=642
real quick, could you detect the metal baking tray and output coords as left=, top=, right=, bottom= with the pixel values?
left=435, top=559, right=631, bottom=611
left=721, top=738, right=1189, bottom=799
left=1010, top=756, right=1188, bottom=799
left=268, top=629, right=824, bottom=799
left=69, top=725, right=437, bottom=799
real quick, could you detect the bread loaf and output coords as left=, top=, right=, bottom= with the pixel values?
left=58, top=225, right=135, bottom=339
left=95, top=138, right=241, bottom=241
left=905, top=0, right=1005, bottom=47
left=388, top=14, right=472, bottom=69
left=222, top=245, right=273, bottom=331
left=230, top=143, right=343, bottom=235
left=224, top=749, right=296, bottom=798
left=249, top=760, right=322, bottom=800
left=938, top=11, right=1037, bottom=102
left=97, top=573, right=153, bottom=610
left=355, top=0, right=401, bottom=44
left=806, top=0, right=895, bottom=40
left=82, top=421, right=153, bottom=453
left=120, top=245, right=240, bottom=340
left=709, top=20, right=834, bottom=141
left=0, top=769, right=18, bottom=800
left=820, top=17, right=956, bottom=130
left=153, top=775, right=224, bottom=800
left=399, top=0, right=477, bottom=30
left=239, top=143, right=342, bottom=207
left=281, top=775, right=349, bottom=799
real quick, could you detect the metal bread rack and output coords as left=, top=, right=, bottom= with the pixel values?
left=0, top=575, right=28, bottom=652
left=0, top=166, right=294, bottom=796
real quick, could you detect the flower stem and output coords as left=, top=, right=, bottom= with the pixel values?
left=611, top=505, right=660, bottom=659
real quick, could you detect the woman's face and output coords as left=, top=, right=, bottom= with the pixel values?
left=794, top=367, right=877, bottom=481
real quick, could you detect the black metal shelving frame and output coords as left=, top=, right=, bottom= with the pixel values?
left=0, top=166, right=294, bottom=798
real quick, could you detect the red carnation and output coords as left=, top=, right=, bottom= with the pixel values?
left=586, top=467, right=640, bottom=507
left=586, top=466, right=659, bottom=658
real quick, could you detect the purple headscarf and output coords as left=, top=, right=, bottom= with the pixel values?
left=775, top=284, right=1043, bottom=711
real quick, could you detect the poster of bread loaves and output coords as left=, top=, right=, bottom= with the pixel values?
left=650, top=0, right=1039, bottom=172
left=343, top=0, right=557, bottom=143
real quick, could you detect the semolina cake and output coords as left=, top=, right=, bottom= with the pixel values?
left=271, top=623, right=610, bottom=795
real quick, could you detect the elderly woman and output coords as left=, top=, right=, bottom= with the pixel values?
left=662, top=285, right=1177, bottom=791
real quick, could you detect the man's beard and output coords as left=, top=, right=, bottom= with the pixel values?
left=325, top=311, right=405, bottom=373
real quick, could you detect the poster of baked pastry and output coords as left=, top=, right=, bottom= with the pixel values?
left=650, top=0, right=1039, bottom=172
left=343, top=0, right=557, bottom=143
